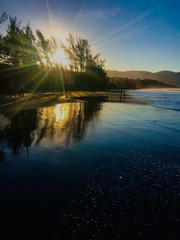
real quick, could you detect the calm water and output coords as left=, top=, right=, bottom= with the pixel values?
left=0, top=92, right=180, bottom=239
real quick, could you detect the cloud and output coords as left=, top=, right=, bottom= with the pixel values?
left=95, top=7, right=122, bottom=19
left=93, top=9, right=154, bottom=44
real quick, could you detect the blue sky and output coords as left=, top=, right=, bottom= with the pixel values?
left=0, top=0, right=180, bottom=72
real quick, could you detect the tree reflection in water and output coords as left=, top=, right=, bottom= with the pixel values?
left=0, top=109, right=38, bottom=156
left=0, top=100, right=102, bottom=157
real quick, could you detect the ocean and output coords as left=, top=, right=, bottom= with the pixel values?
left=129, top=88, right=180, bottom=112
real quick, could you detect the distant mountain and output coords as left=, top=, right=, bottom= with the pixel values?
left=107, top=70, right=180, bottom=87
left=109, top=77, right=174, bottom=89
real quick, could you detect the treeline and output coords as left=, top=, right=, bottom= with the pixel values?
left=109, top=77, right=173, bottom=89
left=0, top=13, right=109, bottom=93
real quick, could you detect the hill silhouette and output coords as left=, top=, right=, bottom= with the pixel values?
left=107, top=70, right=180, bottom=87
left=109, top=77, right=174, bottom=89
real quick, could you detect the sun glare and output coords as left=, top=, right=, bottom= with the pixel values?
left=53, top=48, right=67, bottom=66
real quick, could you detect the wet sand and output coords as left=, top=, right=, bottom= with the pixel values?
left=0, top=91, right=147, bottom=112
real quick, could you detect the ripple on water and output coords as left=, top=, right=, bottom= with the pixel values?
left=56, top=150, right=180, bottom=239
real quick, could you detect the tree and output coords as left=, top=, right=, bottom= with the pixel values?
left=3, top=16, right=38, bottom=66
left=36, top=30, right=57, bottom=68
left=0, top=12, right=8, bottom=25
left=61, top=34, right=91, bottom=73
left=61, top=33, right=109, bottom=89
left=0, top=12, right=8, bottom=63
left=19, top=23, right=38, bottom=66
left=4, top=16, right=23, bottom=65
left=0, top=14, right=109, bottom=92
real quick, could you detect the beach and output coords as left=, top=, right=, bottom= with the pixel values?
left=0, top=91, right=147, bottom=112
left=0, top=89, right=180, bottom=239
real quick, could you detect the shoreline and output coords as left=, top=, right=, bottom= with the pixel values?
left=0, top=91, right=147, bottom=112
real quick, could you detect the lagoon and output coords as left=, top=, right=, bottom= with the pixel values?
left=0, top=90, right=180, bottom=239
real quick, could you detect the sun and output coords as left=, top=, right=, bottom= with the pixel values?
left=52, top=48, right=68, bottom=66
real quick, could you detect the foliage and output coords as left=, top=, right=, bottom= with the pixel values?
left=0, top=13, right=109, bottom=92
left=2, top=17, right=38, bottom=66
left=36, top=30, right=57, bottom=68
left=0, top=12, right=8, bottom=63
left=0, top=12, right=8, bottom=25
left=61, top=34, right=109, bottom=90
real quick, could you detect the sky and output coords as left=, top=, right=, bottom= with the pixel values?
left=0, top=0, right=180, bottom=72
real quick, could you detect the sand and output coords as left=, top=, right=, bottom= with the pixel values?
left=0, top=91, right=147, bottom=112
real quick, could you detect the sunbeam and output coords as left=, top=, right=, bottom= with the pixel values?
left=73, top=0, right=87, bottom=29
left=46, top=0, right=55, bottom=37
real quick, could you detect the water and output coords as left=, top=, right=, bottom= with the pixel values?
left=0, top=92, right=180, bottom=239
left=129, top=88, right=180, bottom=111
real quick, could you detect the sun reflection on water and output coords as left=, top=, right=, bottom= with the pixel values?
left=37, top=102, right=82, bottom=144
left=54, top=104, right=61, bottom=122
left=0, top=101, right=102, bottom=156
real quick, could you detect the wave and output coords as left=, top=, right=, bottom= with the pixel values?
left=129, top=89, right=180, bottom=112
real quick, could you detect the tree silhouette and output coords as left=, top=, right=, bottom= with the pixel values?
left=36, top=29, right=57, bottom=68
left=0, top=14, right=110, bottom=92
left=0, top=12, right=8, bottom=25
left=61, top=34, right=109, bottom=89
left=20, top=23, right=38, bottom=66
left=3, top=17, right=38, bottom=66
left=61, top=34, right=92, bottom=73
left=5, top=16, right=23, bottom=65
left=0, top=12, right=8, bottom=63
